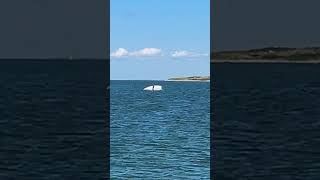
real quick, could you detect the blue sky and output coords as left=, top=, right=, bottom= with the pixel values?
left=111, top=0, right=209, bottom=80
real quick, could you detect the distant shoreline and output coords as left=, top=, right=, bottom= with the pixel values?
left=166, top=79, right=210, bottom=82
left=111, top=76, right=211, bottom=82
left=211, top=47, right=320, bottom=63
left=168, top=76, right=210, bottom=82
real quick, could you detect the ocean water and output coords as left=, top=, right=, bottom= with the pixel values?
left=111, top=80, right=210, bottom=179
left=213, top=63, right=320, bottom=180
left=0, top=60, right=108, bottom=179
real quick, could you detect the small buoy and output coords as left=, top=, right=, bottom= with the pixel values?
left=143, top=85, right=162, bottom=91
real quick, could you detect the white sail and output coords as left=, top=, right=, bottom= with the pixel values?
left=143, top=85, right=162, bottom=91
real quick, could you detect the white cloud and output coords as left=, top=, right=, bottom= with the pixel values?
left=171, top=50, right=208, bottom=58
left=111, top=48, right=162, bottom=58
left=111, top=48, right=129, bottom=58
left=130, top=48, right=162, bottom=57
left=172, top=50, right=192, bottom=57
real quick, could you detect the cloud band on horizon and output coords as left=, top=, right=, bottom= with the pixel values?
left=111, top=48, right=208, bottom=59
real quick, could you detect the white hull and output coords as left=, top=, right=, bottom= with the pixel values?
left=143, top=85, right=162, bottom=91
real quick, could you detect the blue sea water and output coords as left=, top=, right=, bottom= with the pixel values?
left=111, top=80, right=210, bottom=179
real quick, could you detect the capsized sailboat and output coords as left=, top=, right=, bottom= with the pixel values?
left=143, top=85, right=162, bottom=91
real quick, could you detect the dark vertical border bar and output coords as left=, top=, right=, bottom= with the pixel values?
left=0, top=1, right=110, bottom=179
left=106, top=0, right=110, bottom=178
left=210, top=0, right=214, bottom=179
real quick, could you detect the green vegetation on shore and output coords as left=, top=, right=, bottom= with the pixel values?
left=211, top=47, right=320, bottom=62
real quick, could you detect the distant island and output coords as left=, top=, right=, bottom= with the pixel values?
left=167, top=76, right=210, bottom=82
left=211, top=47, right=320, bottom=63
